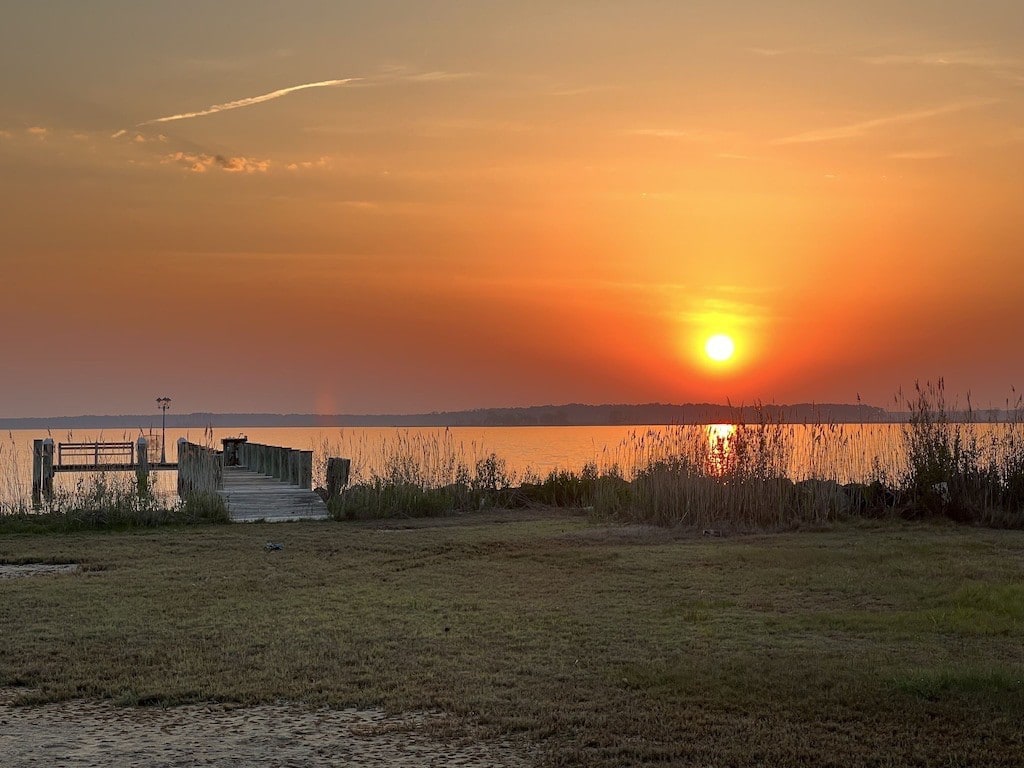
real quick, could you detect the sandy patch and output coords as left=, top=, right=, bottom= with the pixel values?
left=0, top=563, right=79, bottom=579
left=0, top=691, right=532, bottom=767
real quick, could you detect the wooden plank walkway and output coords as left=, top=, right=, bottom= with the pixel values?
left=220, top=466, right=329, bottom=523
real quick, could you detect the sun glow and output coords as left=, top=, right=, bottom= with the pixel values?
left=704, top=334, right=735, bottom=362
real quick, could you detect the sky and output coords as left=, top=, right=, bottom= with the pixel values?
left=1, top=1, right=1023, bottom=417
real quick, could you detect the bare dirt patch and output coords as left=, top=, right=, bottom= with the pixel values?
left=0, top=691, right=532, bottom=767
left=0, top=563, right=79, bottom=579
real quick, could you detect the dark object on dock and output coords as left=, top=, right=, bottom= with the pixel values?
left=221, top=436, right=248, bottom=467
left=264, top=542, right=284, bottom=551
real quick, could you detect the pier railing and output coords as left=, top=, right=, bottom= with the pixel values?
left=236, top=442, right=314, bottom=490
left=176, top=440, right=223, bottom=496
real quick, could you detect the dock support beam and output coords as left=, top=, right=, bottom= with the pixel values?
left=326, top=458, right=351, bottom=500
left=136, top=436, right=150, bottom=495
left=298, top=451, right=313, bottom=490
left=31, top=438, right=55, bottom=509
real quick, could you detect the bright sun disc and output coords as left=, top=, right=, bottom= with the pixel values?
left=704, top=334, right=735, bottom=362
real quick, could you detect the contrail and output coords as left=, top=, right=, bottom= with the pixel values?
left=138, top=78, right=360, bottom=125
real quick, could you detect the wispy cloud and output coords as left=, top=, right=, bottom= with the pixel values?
left=27, top=126, right=49, bottom=139
left=547, top=84, right=611, bottom=97
left=863, top=50, right=1024, bottom=83
left=889, top=150, right=951, bottom=160
left=772, top=100, right=997, bottom=145
left=113, top=129, right=168, bottom=144
left=680, top=294, right=772, bottom=327
left=400, top=71, right=473, bottom=83
left=625, top=127, right=732, bottom=142
left=139, top=78, right=360, bottom=125
left=286, top=156, right=332, bottom=171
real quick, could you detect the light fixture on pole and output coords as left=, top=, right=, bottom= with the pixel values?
left=156, top=397, right=171, bottom=464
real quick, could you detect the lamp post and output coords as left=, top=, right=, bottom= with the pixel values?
left=156, top=397, right=171, bottom=464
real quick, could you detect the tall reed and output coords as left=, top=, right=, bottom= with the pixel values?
left=315, top=429, right=520, bottom=518
left=900, top=380, right=1024, bottom=525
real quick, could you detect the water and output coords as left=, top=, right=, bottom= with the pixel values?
left=1, top=422, right=1017, bottom=509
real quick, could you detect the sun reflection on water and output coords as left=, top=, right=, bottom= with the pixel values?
left=705, top=423, right=737, bottom=476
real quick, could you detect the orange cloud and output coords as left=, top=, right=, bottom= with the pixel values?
left=164, top=151, right=269, bottom=174
left=286, top=156, right=332, bottom=171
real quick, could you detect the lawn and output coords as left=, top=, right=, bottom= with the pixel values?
left=1, top=512, right=1022, bottom=766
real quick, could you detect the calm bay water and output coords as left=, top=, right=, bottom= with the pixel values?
left=0, top=422, right=1015, bottom=508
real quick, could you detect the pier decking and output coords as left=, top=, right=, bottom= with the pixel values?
left=180, top=439, right=339, bottom=523
left=221, top=465, right=328, bottom=522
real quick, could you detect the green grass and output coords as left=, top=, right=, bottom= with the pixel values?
left=1, top=515, right=1023, bottom=766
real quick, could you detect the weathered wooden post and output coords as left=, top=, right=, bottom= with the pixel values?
left=326, top=458, right=351, bottom=500
left=176, top=438, right=189, bottom=497
left=32, top=438, right=55, bottom=508
left=31, top=439, right=42, bottom=508
left=136, top=436, right=150, bottom=494
left=212, top=447, right=223, bottom=490
left=289, top=450, right=301, bottom=485
left=278, top=447, right=289, bottom=482
left=298, top=450, right=313, bottom=490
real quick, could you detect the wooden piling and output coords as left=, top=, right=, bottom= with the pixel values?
left=326, top=458, right=351, bottom=500
left=298, top=451, right=313, bottom=490
left=31, top=439, right=55, bottom=508
left=274, top=447, right=285, bottom=481
left=136, top=436, right=149, bottom=493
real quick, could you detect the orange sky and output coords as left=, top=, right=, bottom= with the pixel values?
left=1, top=2, right=1023, bottom=416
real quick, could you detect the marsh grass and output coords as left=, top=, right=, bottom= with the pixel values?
left=902, top=379, right=1024, bottom=525
left=1, top=519, right=1022, bottom=766
left=316, top=430, right=524, bottom=519
left=0, top=433, right=30, bottom=515
left=309, top=391, right=1024, bottom=528
left=0, top=472, right=228, bottom=533
left=313, top=385, right=1024, bottom=528
left=5, top=383, right=1023, bottom=528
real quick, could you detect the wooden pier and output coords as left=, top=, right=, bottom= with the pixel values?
left=32, top=436, right=349, bottom=522
left=179, top=439, right=343, bottom=522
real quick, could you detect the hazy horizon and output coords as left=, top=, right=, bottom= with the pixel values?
left=2, top=2, right=1022, bottom=417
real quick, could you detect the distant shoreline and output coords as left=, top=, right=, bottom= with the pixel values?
left=2, top=402, right=1013, bottom=430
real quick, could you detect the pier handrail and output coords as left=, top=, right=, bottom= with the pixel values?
left=57, top=441, right=134, bottom=466
left=236, top=441, right=314, bottom=490
left=176, top=440, right=223, bottom=496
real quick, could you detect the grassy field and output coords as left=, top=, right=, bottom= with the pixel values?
left=2, top=512, right=1023, bottom=766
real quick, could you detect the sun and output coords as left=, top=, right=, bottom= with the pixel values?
left=704, top=333, right=735, bottom=362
